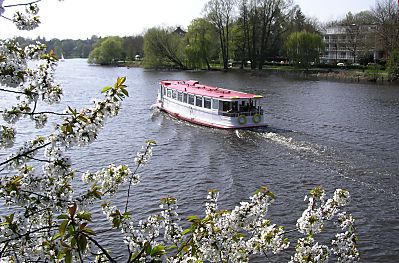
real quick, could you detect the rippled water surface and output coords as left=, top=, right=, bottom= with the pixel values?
left=2, top=59, right=399, bottom=262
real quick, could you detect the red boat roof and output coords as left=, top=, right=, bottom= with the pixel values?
left=160, top=80, right=263, bottom=100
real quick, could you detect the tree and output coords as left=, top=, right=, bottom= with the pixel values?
left=143, top=26, right=187, bottom=69
left=185, top=18, right=219, bottom=70
left=235, top=0, right=292, bottom=69
left=1, top=1, right=359, bottom=262
left=285, top=31, right=324, bottom=68
left=88, top=36, right=124, bottom=65
left=204, top=0, right=236, bottom=70
left=372, top=0, right=399, bottom=55
left=387, top=49, right=399, bottom=80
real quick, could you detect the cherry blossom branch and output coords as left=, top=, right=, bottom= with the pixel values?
left=0, top=225, right=58, bottom=244
left=4, top=0, right=42, bottom=8
left=80, top=232, right=117, bottom=263
left=0, top=141, right=51, bottom=167
left=0, top=15, right=13, bottom=21
left=0, top=88, right=30, bottom=95
left=0, top=110, right=70, bottom=116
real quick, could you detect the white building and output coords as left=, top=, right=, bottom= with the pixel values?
left=321, top=25, right=383, bottom=64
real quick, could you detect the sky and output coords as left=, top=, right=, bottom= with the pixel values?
left=0, top=0, right=378, bottom=40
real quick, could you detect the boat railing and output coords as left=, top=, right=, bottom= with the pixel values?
left=219, top=109, right=264, bottom=117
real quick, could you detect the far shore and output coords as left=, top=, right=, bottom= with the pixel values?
left=99, top=60, right=399, bottom=86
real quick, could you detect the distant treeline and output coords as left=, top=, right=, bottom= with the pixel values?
left=12, top=35, right=143, bottom=60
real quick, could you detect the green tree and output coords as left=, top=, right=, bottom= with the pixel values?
left=185, top=18, right=219, bottom=70
left=204, top=0, right=235, bottom=70
left=387, top=49, right=399, bottom=80
left=143, top=27, right=186, bottom=69
left=285, top=31, right=324, bottom=68
left=88, top=36, right=124, bottom=65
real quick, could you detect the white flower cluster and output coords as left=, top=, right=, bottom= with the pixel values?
left=331, top=212, right=359, bottom=262
left=290, top=236, right=329, bottom=263
left=0, top=125, right=16, bottom=149
left=293, top=188, right=359, bottom=263
left=121, top=213, right=163, bottom=257
left=205, top=190, right=219, bottom=216
left=182, top=188, right=288, bottom=262
left=160, top=198, right=182, bottom=244
left=83, top=164, right=135, bottom=195
left=134, top=140, right=155, bottom=166
left=30, top=113, right=48, bottom=129
left=12, top=4, right=40, bottom=31
left=0, top=39, right=27, bottom=88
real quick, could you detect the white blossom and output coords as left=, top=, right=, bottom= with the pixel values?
left=0, top=125, right=16, bottom=148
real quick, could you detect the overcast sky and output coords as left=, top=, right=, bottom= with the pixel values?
left=1, top=0, right=377, bottom=39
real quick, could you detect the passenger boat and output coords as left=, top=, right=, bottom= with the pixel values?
left=156, top=80, right=266, bottom=129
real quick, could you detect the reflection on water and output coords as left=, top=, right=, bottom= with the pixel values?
left=1, top=59, right=398, bottom=262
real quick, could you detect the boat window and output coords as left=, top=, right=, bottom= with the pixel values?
left=163, top=86, right=166, bottom=95
left=188, top=94, right=195, bottom=105
left=178, top=92, right=183, bottom=102
left=232, top=101, right=238, bottom=112
left=220, top=101, right=231, bottom=111
left=196, top=96, right=203, bottom=107
left=240, top=100, right=250, bottom=112
left=212, top=99, right=218, bottom=109
left=204, top=97, right=211, bottom=109
left=172, top=90, right=177, bottom=100
left=167, top=89, right=172, bottom=98
left=183, top=93, right=188, bottom=103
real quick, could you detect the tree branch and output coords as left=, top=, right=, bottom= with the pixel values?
left=0, top=141, right=51, bottom=168
left=4, top=0, right=42, bottom=8
left=81, top=232, right=117, bottom=263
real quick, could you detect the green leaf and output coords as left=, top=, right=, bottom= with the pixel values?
left=59, top=220, right=69, bottom=236
left=77, top=211, right=92, bottom=221
left=101, top=86, right=112, bottom=93
left=181, top=228, right=191, bottom=236
left=150, top=245, right=166, bottom=256
left=51, top=232, right=62, bottom=241
left=82, top=227, right=96, bottom=236
left=145, top=242, right=152, bottom=255
left=120, top=88, right=129, bottom=97
left=64, top=250, right=72, bottom=263
left=117, top=76, right=126, bottom=87
left=57, top=214, right=69, bottom=220
left=93, top=190, right=102, bottom=199
left=77, top=236, right=88, bottom=251
left=187, top=215, right=200, bottom=223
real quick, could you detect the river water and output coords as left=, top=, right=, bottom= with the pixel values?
left=2, top=59, right=399, bottom=262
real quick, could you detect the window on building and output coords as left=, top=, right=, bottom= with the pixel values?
left=196, top=96, right=203, bottom=107
left=188, top=94, right=194, bottom=105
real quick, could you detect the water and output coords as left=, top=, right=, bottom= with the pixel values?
left=2, top=59, right=399, bottom=262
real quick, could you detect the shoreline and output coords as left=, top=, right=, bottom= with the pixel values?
left=106, top=60, right=399, bottom=86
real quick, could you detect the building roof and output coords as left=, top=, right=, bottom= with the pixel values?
left=173, top=26, right=186, bottom=36
left=160, top=80, right=263, bottom=100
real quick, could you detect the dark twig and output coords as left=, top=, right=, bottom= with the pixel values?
left=0, top=141, right=50, bottom=167
left=81, top=232, right=117, bottom=263
left=4, top=0, right=42, bottom=8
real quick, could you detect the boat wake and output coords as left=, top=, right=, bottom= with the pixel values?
left=250, top=128, right=399, bottom=203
